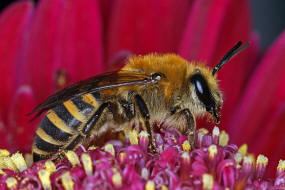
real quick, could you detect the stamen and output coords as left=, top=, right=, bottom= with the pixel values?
left=0, top=149, right=10, bottom=157
left=44, top=160, right=56, bottom=174
left=182, top=140, right=191, bottom=152
left=208, top=145, right=218, bottom=160
left=61, top=172, right=74, bottom=190
left=66, top=151, right=80, bottom=167
left=112, top=171, right=122, bottom=188
left=256, top=154, right=268, bottom=179
left=2, top=157, right=17, bottom=171
left=104, top=144, right=115, bottom=156
left=212, top=126, right=220, bottom=144
left=81, top=153, right=93, bottom=176
left=238, top=144, right=248, bottom=157
left=139, top=131, right=149, bottom=149
left=11, top=152, right=27, bottom=172
left=219, top=130, right=229, bottom=146
left=202, top=174, right=214, bottom=190
left=181, top=152, right=191, bottom=167
left=145, top=180, right=155, bottom=190
left=128, top=130, right=138, bottom=145
left=38, top=170, right=51, bottom=190
left=88, top=146, right=97, bottom=151
left=277, top=160, right=285, bottom=176
left=161, top=185, right=168, bottom=190
left=24, top=153, right=33, bottom=168
left=6, top=177, right=17, bottom=189
left=118, top=152, right=126, bottom=164
left=141, top=167, right=149, bottom=180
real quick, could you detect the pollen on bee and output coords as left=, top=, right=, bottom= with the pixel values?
left=66, top=151, right=80, bottom=167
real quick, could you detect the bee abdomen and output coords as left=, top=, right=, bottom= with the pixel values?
left=33, top=92, right=101, bottom=162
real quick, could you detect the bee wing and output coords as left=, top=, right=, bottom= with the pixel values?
left=28, top=70, right=153, bottom=118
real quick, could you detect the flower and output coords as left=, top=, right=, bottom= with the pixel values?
left=1, top=127, right=285, bottom=189
left=0, top=0, right=284, bottom=178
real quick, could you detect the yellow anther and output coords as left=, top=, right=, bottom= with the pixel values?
left=88, top=146, right=97, bottom=151
left=2, top=157, right=17, bottom=171
left=61, top=172, right=74, bottom=190
left=212, top=126, right=220, bottom=137
left=11, top=152, right=27, bottom=172
left=44, top=160, right=56, bottom=174
left=277, top=160, right=285, bottom=173
left=238, top=144, right=248, bottom=157
left=104, top=144, right=115, bottom=156
left=81, top=153, right=93, bottom=176
left=0, top=149, right=10, bottom=157
left=145, top=180, right=155, bottom=190
left=182, top=140, right=191, bottom=152
left=208, top=145, right=218, bottom=159
left=112, top=172, right=122, bottom=188
left=6, top=177, right=17, bottom=189
left=256, top=154, right=268, bottom=167
left=38, top=170, right=51, bottom=190
left=66, top=151, right=80, bottom=167
left=199, top=128, right=209, bottom=135
left=202, top=174, right=214, bottom=190
left=219, top=130, right=229, bottom=146
left=161, top=185, right=168, bottom=190
left=129, top=130, right=138, bottom=145
left=0, top=169, right=5, bottom=175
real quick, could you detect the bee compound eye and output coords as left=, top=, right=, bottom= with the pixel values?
left=190, top=73, right=216, bottom=111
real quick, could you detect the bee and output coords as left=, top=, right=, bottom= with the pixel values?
left=30, top=41, right=249, bottom=162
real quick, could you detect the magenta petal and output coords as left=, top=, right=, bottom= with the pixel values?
left=230, top=30, right=285, bottom=148
left=0, top=1, right=33, bottom=121
left=179, top=0, right=251, bottom=130
left=21, top=0, right=103, bottom=103
left=7, top=86, right=37, bottom=151
left=0, top=117, right=10, bottom=149
left=106, top=0, right=191, bottom=66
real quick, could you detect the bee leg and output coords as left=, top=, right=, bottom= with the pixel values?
left=180, top=109, right=196, bottom=149
left=134, top=94, right=157, bottom=154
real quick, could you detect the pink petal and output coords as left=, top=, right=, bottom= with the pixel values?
left=21, top=0, right=103, bottom=103
left=229, top=31, right=285, bottom=148
left=7, top=86, right=37, bottom=151
left=0, top=116, right=10, bottom=149
left=106, top=0, right=191, bottom=66
left=178, top=0, right=252, bottom=130
left=0, top=1, right=33, bottom=121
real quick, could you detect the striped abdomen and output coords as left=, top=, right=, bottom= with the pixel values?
left=32, top=92, right=100, bottom=162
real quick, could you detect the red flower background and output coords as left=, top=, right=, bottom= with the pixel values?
left=0, top=0, right=284, bottom=178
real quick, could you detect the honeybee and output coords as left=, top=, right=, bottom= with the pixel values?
left=30, top=41, right=249, bottom=162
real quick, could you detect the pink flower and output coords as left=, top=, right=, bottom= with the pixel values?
left=0, top=0, right=284, bottom=178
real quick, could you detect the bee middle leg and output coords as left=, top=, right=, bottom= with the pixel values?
left=134, top=94, right=157, bottom=154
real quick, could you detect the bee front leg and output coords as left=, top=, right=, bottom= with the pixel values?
left=134, top=94, right=157, bottom=154
left=170, top=108, right=196, bottom=149
left=180, top=109, right=196, bottom=149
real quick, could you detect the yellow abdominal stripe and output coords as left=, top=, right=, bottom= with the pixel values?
left=46, top=110, right=74, bottom=134
left=63, top=100, right=86, bottom=122
left=81, top=93, right=99, bottom=108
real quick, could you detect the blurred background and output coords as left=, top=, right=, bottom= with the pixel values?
left=1, top=0, right=284, bottom=51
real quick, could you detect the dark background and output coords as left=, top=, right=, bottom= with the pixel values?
left=0, top=0, right=284, bottom=51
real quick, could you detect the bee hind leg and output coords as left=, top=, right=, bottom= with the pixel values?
left=180, top=109, right=196, bottom=149
left=134, top=94, right=157, bottom=154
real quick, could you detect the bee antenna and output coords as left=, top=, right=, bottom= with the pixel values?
left=212, top=41, right=250, bottom=75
